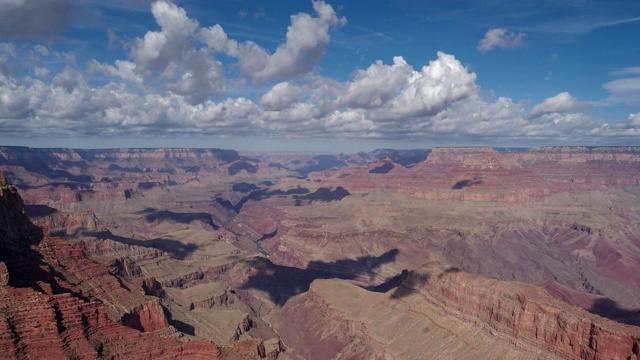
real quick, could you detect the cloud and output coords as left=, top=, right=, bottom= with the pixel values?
left=258, top=52, right=478, bottom=138
left=602, top=77, right=640, bottom=105
left=428, top=96, right=526, bottom=137
left=599, top=67, right=640, bottom=106
left=0, top=43, right=16, bottom=57
left=258, top=54, right=505, bottom=140
left=129, top=1, right=226, bottom=105
left=328, top=51, right=480, bottom=126
left=0, top=0, right=76, bottom=40
left=89, top=60, right=144, bottom=87
left=0, top=66, right=32, bottom=119
left=0, top=40, right=628, bottom=146
left=478, top=28, right=526, bottom=53
left=0, top=1, right=638, bottom=147
left=324, top=109, right=376, bottom=136
left=608, top=67, right=640, bottom=77
left=236, top=0, right=346, bottom=83
left=610, top=112, right=640, bottom=130
left=260, top=82, right=305, bottom=111
left=201, top=24, right=239, bottom=56
left=528, top=92, right=585, bottom=118
left=193, top=97, right=262, bottom=132
left=0, top=45, right=14, bottom=77
left=253, top=8, right=266, bottom=20
left=127, top=0, right=345, bottom=103
left=130, top=1, right=198, bottom=72
left=337, top=56, right=412, bottom=109
left=388, top=52, right=478, bottom=118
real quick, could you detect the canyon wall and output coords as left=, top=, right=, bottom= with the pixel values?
left=0, top=170, right=223, bottom=359
left=403, top=262, right=640, bottom=360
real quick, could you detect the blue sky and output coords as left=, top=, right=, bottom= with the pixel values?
left=0, top=0, right=639, bottom=152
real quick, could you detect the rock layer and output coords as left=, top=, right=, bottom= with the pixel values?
left=268, top=264, right=640, bottom=360
left=0, top=171, right=222, bottom=359
left=401, top=262, right=640, bottom=360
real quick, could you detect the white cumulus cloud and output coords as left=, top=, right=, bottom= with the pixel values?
left=260, top=82, right=305, bottom=111
left=129, top=1, right=225, bottom=105
left=201, top=24, right=239, bottom=57
left=529, top=92, right=585, bottom=118
left=388, top=52, right=478, bottom=118
left=236, top=0, right=346, bottom=83
left=338, top=56, right=412, bottom=109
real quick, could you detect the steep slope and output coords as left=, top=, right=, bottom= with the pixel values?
left=266, top=263, right=640, bottom=360
left=0, top=171, right=222, bottom=359
left=399, top=262, right=640, bottom=360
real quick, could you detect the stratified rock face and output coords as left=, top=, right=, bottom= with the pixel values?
left=189, top=288, right=233, bottom=310
left=401, top=262, right=640, bottom=360
left=0, top=171, right=48, bottom=291
left=0, top=286, right=221, bottom=359
left=0, top=170, right=222, bottom=359
left=267, top=277, right=552, bottom=360
left=426, top=147, right=521, bottom=169
left=121, top=299, right=169, bottom=332
left=267, top=265, right=640, bottom=360
left=35, top=233, right=170, bottom=329
left=0, top=146, right=239, bottom=163
left=29, top=208, right=101, bottom=235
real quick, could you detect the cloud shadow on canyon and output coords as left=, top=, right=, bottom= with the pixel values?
left=239, top=249, right=399, bottom=306
left=589, top=297, right=640, bottom=327
left=371, top=265, right=461, bottom=300
left=81, top=230, right=199, bottom=260
left=24, top=204, right=58, bottom=217
left=372, top=266, right=640, bottom=327
left=451, top=177, right=483, bottom=190
left=137, top=208, right=219, bottom=230
left=365, top=269, right=410, bottom=293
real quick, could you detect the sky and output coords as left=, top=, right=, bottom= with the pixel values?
left=0, top=0, right=639, bottom=153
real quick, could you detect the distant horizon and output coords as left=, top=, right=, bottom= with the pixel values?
left=2, top=142, right=639, bottom=156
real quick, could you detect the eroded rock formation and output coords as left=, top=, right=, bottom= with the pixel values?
left=0, top=171, right=222, bottom=359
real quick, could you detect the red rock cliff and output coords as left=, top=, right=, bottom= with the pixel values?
left=402, top=262, right=640, bottom=360
left=0, top=170, right=221, bottom=359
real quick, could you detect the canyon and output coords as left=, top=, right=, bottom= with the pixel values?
left=1, top=145, right=640, bottom=359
